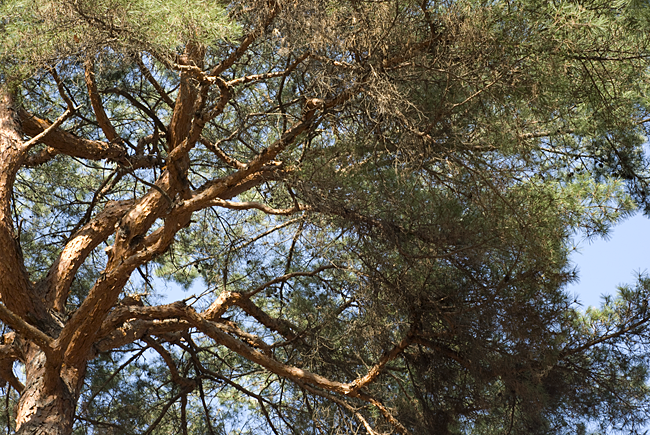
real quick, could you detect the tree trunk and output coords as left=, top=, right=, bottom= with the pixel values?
left=15, top=344, right=82, bottom=435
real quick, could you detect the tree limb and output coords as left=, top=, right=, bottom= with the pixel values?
left=84, top=57, right=119, bottom=142
left=0, top=304, right=52, bottom=353
left=18, top=108, right=128, bottom=163
left=37, top=199, right=135, bottom=312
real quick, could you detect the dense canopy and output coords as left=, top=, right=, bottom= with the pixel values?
left=2, top=0, right=650, bottom=434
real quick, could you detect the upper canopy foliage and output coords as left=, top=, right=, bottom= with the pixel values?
left=2, top=0, right=650, bottom=434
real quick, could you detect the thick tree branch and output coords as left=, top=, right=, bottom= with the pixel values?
left=18, top=108, right=128, bottom=163
left=94, top=319, right=189, bottom=353
left=57, top=230, right=191, bottom=367
left=186, top=308, right=408, bottom=433
left=37, top=199, right=135, bottom=312
left=23, top=108, right=74, bottom=150
left=167, top=42, right=204, bottom=153
left=84, top=58, right=118, bottom=142
left=23, top=146, right=61, bottom=167
left=98, top=302, right=197, bottom=341
left=202, top=266, right=336, bottom=324
left=184, top=308, right=354, bottom=395
left=0, top=304, right=53, bottom=353
left=234, top=297, right=299, bottom=341
left=180, top=116, right=319, bottom=213
left=107, top=43, right=206, bottom=268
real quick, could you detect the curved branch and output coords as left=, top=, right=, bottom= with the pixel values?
left=94, top=318, right=189, bottom=353
left=186, top=309, right=409, bottom=434
left=0, top=93, right=47, bottom=321
left=142, top=337, right=193, bottom=388
left=203, top=266, right=335, bottom=321
left=0, top=334, right=24, bottom=393
left=347, top=326, right=414, bottom=395
left=23, top=108, right=74, bottom=149
left=184, top=308, right=353, bottom=395
left=225, top=52, right=310, bottom=88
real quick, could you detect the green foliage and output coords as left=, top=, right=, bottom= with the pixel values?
left=5, top=0, right=650, bottom=434
left=0, top=0, right=234, bottom=82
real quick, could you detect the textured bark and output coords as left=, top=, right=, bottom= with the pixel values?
left=0, top=17, right=396, bottom=432
left=18, top=108, right=128, bottom=163
left=83, top=58, right=118, bottom=142
left=15, top=345, right=82, bottom=435
left=38, top=199, right=135, bottom=312
left=0, top=93, right=48, bottom=324
left=1, top=92, right=80, bottom=435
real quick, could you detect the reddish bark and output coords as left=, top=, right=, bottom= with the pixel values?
left=0, top=34, right=394, bottom=433
left=15, top=345, right=83, bottom=435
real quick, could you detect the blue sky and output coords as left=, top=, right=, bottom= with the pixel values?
left=568, top=212, right=650, bottom=308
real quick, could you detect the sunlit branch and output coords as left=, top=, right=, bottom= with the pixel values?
left=38, top=199, right=135, bottom=312
left=200, top=136, right=247, bottom=169
left=185, top=308, right=354, bottom=394
left=22, top=108, right=74, bottom=150
left=84, top=57, right=119, bottom=142
left=347, top=326, right=415, bottom=395
left=231, top=297, right=299, bottom=341
left=95, top=319, right=190, bottom=353
left=225, top=52, right=310, bottom=88
left=135, top=55, right=175, bottom=107
left=18, top=109, right=128, bottom=163
left=0, top=304, right=52, bottom=353
left=208, top=198, right=310, bottom=215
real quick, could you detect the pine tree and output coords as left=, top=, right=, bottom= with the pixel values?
left=1, top=0, right=650, bottom=433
